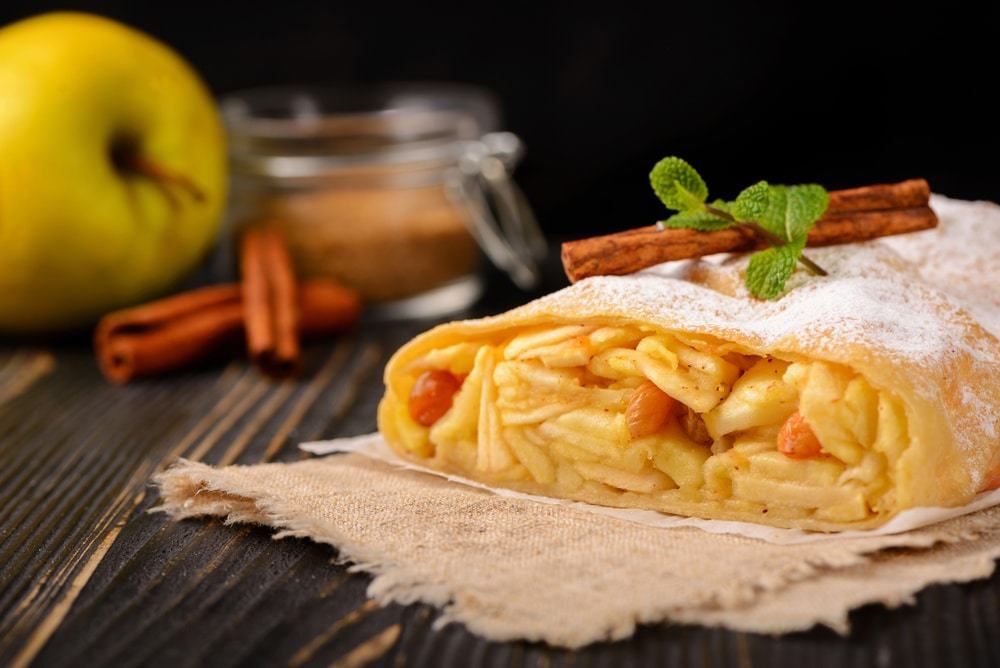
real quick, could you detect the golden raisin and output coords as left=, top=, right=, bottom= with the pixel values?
left=408, top=370, right=463, bottom=426
left=681, top=406, right=713, bottom=446
left=625, top=380, right=676, bottom=438
left=777, top=411, right=824, bottom=459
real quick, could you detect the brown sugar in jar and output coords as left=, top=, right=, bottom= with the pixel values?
left=259, top=181, right=478, bottom=303
left=218, top=83, right=545, bottom=318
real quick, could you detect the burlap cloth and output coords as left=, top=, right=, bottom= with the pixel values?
left=153, top=443, right=1000, bottom=649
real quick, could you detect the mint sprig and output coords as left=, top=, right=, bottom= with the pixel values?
left=650, top=156, right=829, bottom=299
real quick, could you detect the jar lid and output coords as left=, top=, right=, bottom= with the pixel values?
left=221, top=83, right=502, bottom=178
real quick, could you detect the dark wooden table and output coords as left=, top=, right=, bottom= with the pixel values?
left=3, top=258, right=999, bottom=668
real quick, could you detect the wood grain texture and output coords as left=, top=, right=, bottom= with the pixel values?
left=2, top=278, right=1000, bottom=667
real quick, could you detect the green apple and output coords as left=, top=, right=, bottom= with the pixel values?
left=0, top=11, right=227, bottom=335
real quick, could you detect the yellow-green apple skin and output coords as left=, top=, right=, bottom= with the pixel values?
left=0, top=11, right=228, bottom=335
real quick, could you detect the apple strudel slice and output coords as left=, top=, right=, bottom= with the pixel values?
left=377, top=243, right=1000, bottom=532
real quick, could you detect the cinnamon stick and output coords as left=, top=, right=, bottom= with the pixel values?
left=825, top=178, right=930, bottom=213
left=240, top=225, right=302, bottom=379
left=561, top=179, right=938, bottom=283
left=94, top=285, right=244, bottom=384
left=94, top=281, right=361, bottom=384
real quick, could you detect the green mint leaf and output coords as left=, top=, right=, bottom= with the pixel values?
left=658, top=209, right=736, bottom=232
left=732, top=181, right=769, bottom=221
left=786, top=184, right=828, bottom=239
left=646, top=157, right=829, bottom=299
left=649, top=156, right=709, bottom=211
left=744, top=240, right=805, bottom=299
left=757, top=186, right=790, bottom=240
left=757, top=184, right=828, bottom=242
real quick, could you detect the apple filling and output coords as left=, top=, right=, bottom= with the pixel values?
left=395, top=323, right=908, bottom=524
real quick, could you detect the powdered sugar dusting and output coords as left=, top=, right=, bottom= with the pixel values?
left=882, top=194, right=1000, bottom=338
left=501, top=197, right=1000, bottom=487
left=523, top=243, right=982, bottom=368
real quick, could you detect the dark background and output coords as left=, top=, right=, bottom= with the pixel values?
left=1, top=1, right=997, bottom=238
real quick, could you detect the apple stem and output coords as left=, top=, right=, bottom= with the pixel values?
left=118, top=152, right=206, bottom=203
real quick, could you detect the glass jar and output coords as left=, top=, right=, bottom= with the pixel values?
left=217, top=82, right=546, bottom=319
